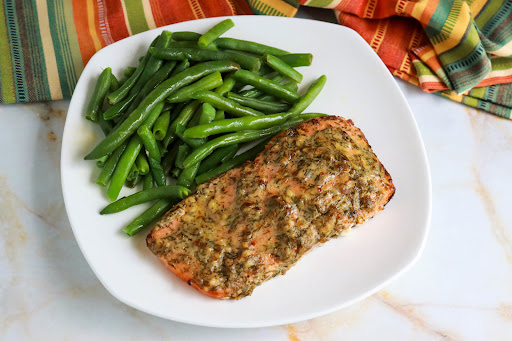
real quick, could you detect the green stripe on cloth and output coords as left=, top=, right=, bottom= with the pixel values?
left=62, top=0, right=83, bottom=81
left=123, top=0, right=149, bottom=34
left=4, top=0, right=28, bottom=102
left=48, top=0, right=77, bottom=98
left=307, top=0, right=334, bottom=7
left=20, top=0, right=51, bottom=102
left=0, top=1, right=15, bottom=103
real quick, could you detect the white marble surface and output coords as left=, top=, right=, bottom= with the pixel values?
left=2, top=77, right=512, bottom=339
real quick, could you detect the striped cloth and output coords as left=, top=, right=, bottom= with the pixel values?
left=0, top=1, right=511, bottom=118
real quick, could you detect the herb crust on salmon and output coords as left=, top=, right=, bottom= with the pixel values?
left=147, top=116, right=395, bottom=299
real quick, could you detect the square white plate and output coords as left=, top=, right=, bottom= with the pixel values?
left=61, top=16, right=431, bottom=328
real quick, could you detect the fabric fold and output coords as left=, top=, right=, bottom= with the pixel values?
left=0, top=0, right=511, bottom=119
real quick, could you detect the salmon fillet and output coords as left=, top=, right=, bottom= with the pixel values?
left=147, top=116, right=395, bottom=299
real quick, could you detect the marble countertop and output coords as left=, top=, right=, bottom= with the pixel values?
left=2, top=12, right=512, bottom=341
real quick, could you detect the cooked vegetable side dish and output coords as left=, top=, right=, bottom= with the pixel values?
left=84, top=19, right=394, bottom=299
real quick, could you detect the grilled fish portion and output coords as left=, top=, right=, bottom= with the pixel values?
left=147, top=116, right=395, bottom=299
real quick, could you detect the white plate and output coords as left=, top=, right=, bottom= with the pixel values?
left=61, top=16, right=431, bottom=328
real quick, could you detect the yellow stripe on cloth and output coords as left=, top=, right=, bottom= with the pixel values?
left=120, top=0, right=133, bottom=36
left=252, top=0, right=297, bottom=16
left=86, top=0, right=102, bottom=51
left=369, top=19, right=389, bottom=53
left=142, top=0, right=157, bottom=29
left=35, top=0, right=63, bottom=100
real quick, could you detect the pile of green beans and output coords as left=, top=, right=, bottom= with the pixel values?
left=83, top=20, right=327, bottom=237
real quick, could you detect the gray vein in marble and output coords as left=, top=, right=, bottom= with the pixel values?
left=375, top=292, right=458, bottom=340
left=466, top=108, right=512, bottom=265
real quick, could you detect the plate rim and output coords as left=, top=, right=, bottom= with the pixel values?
left=61, top=15, right=432, bottom=328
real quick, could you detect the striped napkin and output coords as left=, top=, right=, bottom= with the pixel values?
left=0, top=0, right=511, bottom=119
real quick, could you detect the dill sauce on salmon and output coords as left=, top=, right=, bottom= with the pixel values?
left=147, top=116, right=395, bottom=299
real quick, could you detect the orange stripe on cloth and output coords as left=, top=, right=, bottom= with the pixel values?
left=104, top=0, right=130, bottom=41
left=154, top=0, right=197, bottom=25
left=97, top=0, right=115, bottom=45
left=230, top=0, right=253, bottom=15
left=89, top=0, right=106, bottom=49
left=188, top=0, right=206, bottom=19
left=149, top=0, right=165, bottom=27
left=194, top=0, right=245, bottom=17
left=72, top=0, right=98, bottom=64
left=321, top=0, right=400, bottom=18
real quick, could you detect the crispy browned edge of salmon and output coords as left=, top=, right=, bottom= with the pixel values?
left=146, top=116, right=395, bottom=299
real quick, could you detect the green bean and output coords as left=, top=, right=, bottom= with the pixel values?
left=126, top=60, right=177, bottom=113
left=195, top=138, right=271, bottom=184
left=96, top=113, right=113, bottom=168
left=86, top=67, right=112, bottom=122
left=214, top=75, right=237, bottom=97
left=175, top=143, right=191, bottom=169
left=153, top=111, right=170, bottom=140
left=157, top=140, right=166, bottom=156
left=107, top=37, right=158, bottom=104
left=170, top=40, right=218, bottom=51
left=135, top=153, right=149, bottom=175
left=164, top=100, right=201, bottom=145
left=123, top=199, right=174, bottom=236
left=171, top=167, right=181, bottom=178
left=215, top=37, right=288, bottom=56
left=238, top=74, right=283, bottom=98
left=176, top=101, right=215, bottom=147
left=84, top=61, right=240, bottom=160
left=191, top=91, right=263, bottom=117
left=176, top=123, right=204, bottom=148
left=148, top=156, right=166, bottom=187
left=199, top=102, right=216, bottom=124
left=183, top=113, right=326, bottom=168
left=96, top=143, right=127, bottom=186
left=288, top=75, right=327, bottom=115
left=187, top=103, right=203, bottom=127
left=183, top=112, right=291, bottom=138
left=96, top=155, right=109, bottom=168
left=106, top=102, right=164, bottom=200
left=227, top=92, right=289, bottom=113
left=161, top=103, right=186, bottom=148
left=137, top=125, right=161, bottom=162
left=150, top=47, right=260, bottom=72
left=258, top=80, right=298, bottom=101
left=127, top=163, right=139, bottom=181
left=125, top=174, right=141, bottom=188
left=107, top=136, right=142, bottom=201
left=172, top=31, right=201, bottom=41
left=198, top=18, right=234, bottom=47
left=143, top=173, right=154, bottom=190
left=162, top=102, right=174, bottom=112
left=254, top=64, right=273, bottom=77
left=197, top=144, right=238, bottom=174
left=98, top=111, right=114, bottom=135
left=170, top=59, right=190, bottom=76
left=214, top=110, right=225, bottom=120
left=134, top=31, right=173, bottom=87
left=263, top=54, right=303, bottom=83
left=277, top=53, right=313, bottom=67
left=124, top=66, right=136, bottom=78
left=101, top=185, right=190, bottom=214
left=103, top=93, right=136, bottom=120
left=166, top=71, right=223, bottom=103
left=177, top=162, right=200, bottom=188
left=233, top=70, right=299, bottom=103
left=162, top=143, right=180, bottom=175
left=109, top=73, right=119, bottom=91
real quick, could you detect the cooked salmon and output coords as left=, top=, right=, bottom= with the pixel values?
left=146, top=116, right=395, bottom=299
